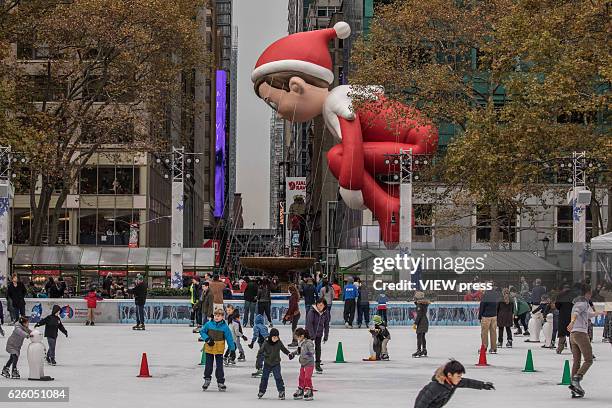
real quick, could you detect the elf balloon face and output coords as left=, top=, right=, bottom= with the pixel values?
left=252, top=22, right=438, bottom=248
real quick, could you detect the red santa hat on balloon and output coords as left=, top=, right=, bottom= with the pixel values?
left=251, top=21, right=351, bottom=92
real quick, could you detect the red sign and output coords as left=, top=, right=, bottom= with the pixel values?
left=32, top=269, right=60, bottom=276
left=99, top=270, right=127, bottom=277
left=166, top=270, right=196, bottom=277
left=202, top=239, right=220, bottom=266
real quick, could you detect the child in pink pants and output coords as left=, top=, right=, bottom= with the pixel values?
left=290, top=328, right=315, bottom=400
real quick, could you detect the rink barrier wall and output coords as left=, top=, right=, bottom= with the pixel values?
left=1, top=299, right=607, bottom=327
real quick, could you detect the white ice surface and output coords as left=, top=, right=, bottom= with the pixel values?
left=0, top=324, right=609, bottom=408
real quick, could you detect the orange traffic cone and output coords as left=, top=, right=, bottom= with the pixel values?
left=137, top=352, right=152, bottom=378
left=475, top=344, right=489, bottom=367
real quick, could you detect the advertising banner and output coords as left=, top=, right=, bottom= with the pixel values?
left=285, top=177, right=306, bottom=248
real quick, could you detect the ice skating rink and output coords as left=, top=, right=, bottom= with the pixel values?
left=0, top=324, right=608, bottom=407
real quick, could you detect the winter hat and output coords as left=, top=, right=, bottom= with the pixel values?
left=372, top=315, right=383, bottom=325
left=251, top=22, right=351, bottom=90
left=269, top=328, right=280, bottom=338
left=414, top=291, right=425, bottom=300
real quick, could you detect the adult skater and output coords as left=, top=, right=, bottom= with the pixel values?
left=530, top=278, right=547, bottom=306
left=511, top=289, right=530, bottom=336
left=189, top=277, right=203, bottom=328
left=413, top=360, right=495, bottom=408
left=7, top=274, right=27, bottom=321
left=34, top=305, right=68, bottom=365
left=200, top=309, right=236, bottom=391
left=413, top=291, right=430, bottom=357
left=343, top=277, right=358, bottom=328
left=283, top=283, right=301, bottom=347
left=356, top=279, right=371, bottom=329
left=200, top=281, right=214, bottom=326
left=257, top=278, right=273, bottom=327
left=209, top=275, right=226, bottom=313
left=243, top=277, right=258, bottom=327
left=566, top=285, right=605, bottom=398
left=305, top=298, right=330, bottom=374
left=497, top=288, right=514, bottom=348
left=128, top=274, right=147, bottom=330
left=301, top=277, right=317, bottom=317
left=478, top=285, right=499, bottom=353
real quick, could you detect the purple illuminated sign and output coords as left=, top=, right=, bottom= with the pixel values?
left=214, top=70, right=227, bottom=217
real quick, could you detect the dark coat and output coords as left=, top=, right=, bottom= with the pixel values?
left=496, top=301, right=514, bottom=327
left=414, top=376, right=487, bottom=408
left=257, top=286, right=271, bottom=302
left=200, top=290, right=214, bottom=318
left=301, top=284, right=317, bottom=306
left=415, top=301, right=430, bottom=333
left=7, top=281, right=27, bottom=307
left=128, top=282, right=147, bottom=306
left=256, top=338, right=291, bottom=367
left=478, top=290, right=500, bottom=319
left=306, top=307, right=330, bottom=339
left=243, top=281, right=258, bottom=302
left=555, top=289, right=575, bottom=337
left=35, top=306, right=68, bottom=339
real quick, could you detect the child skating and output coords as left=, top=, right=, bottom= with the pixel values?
left=83, top=287, right=103, bottom=326
left=256, top=328, right=293, bottom=400
left=248, top=314, right=269, bottom=377
left=227, top=309, right=247, bottom=364
left=414, top=360, right=495, bottom=408
left=413, top=291, right=430, bottom=357
left=2, top=316, right=31, bottom=379
left=291, top=328, right=315, bottom=401
left=34, top=305, right=68, bottom=365
left=364, top=314, right=390, bottom=361
left=199, top=309, right=236, bottom=391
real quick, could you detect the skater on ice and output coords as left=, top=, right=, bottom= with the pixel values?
left=200, top=281, right=214, bottom=327
left=127, top=274, right=147, bottom=330
left=290, top=328, right=315, bottom=401
left=413, top=291, right=430, bottom=357
left=343, top=277, right=358, bottom=328
left=256, top=328, right=293, bottom=399
left=478, top=285, right=499, bottom=353
left=26, top=329, right=54, bottom=381
left=34, top=304, right=68, bottom=365
left=199, top=309, right=235, bottom=392
left=2, top=315, right=31, bottom=379
left=365, top=314, right=390, bottom=361
left=226, top=309, right=247, bottom=364
left=496, top=288, right=514, bottom=348
left=248, top=313, right=269, bottom=377
left=283, top=283, right=301, bottom=347
left=413, top=360, right=495, bottom=408
left=525, top=294, right=551, bottom=343
left=305, top=298, right=330, bottom=374
left=511, top=289, right=530, bottom=336
left=83, top=286, right=103, bottom=326
left=566, top=285, right=605, bottom=398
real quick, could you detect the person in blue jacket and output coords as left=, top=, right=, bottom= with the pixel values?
left=248, top=314, right=269, bottom=377
left=199, top=309, right=235, bottom=392
left=343, top=277, right=359, bottom=328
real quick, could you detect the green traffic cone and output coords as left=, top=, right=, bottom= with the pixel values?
left=558, top=360, right=571, bottom=385
left=335, top=341, right=346, bottom=363
left=198, top=348, right=206, bottom=366
left=522, top=349, right=536, bottom=372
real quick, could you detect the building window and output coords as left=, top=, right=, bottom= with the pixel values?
left=79, top=208, right=137, bottom=245
left=556, top=205, right=593, bottom=243
left=12, top=210, right=32, bottom=244
left=476, top=206, right=518, bottom=243
left=80, top=165, right=139, bottom=195
left=27, top=75, right=65, bottom=102
left=414, top=204, right=433, bottom=242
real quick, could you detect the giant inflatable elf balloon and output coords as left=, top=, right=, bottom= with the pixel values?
left=252, top=22, right=438, bottom=247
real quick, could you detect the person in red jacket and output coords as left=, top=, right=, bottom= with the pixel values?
left=83, top=287, right=103, bottom=326
left=283, top=284, right=301, bottom=347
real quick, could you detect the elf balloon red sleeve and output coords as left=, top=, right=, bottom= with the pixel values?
left=337, top=116, right=364, bottom=191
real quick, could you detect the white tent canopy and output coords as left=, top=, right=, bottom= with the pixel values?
left=591, top=231, right=612, bottom=251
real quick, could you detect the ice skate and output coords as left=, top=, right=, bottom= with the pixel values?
left=344, top=322, right=349, bottom=328
left=363, top=355, right=377, bottom=361
left=90, top=321, right=95, bottom=326
left=569, top=376, right=585, bottom=397
left=421, top=349, right=428, bottom=357
left=192, top=327, right=200, bottom=334
left=497, top=341, right=502, bottom=348
left=45, top=356, right=51, bottom=364
left=189, top=321, right=195, bottom=327
left=571, top=391, right=584, bottom=398
left=202, top=378, right=211, bottom=391
left=293, top=388, right=304, bottom=400
left=279, top=391, right=285, bottom=400
left=217, top=383, right=226, bottom=392
left=514, top=328, right=522, bottom=336
left=85, top=320, right=90, bottom=326
left=50, top=358, right=57, bottom=366
left=506, top=340, right=513, bottom=348
left=251, top=368, right=263, bottom=377
left=523, top=330, right=530, bottom=336
left=132, top=324, right=140, bottom=330
left=11, top=368, right=20, bottom=379
left=223, top=356, right=230, bottom=366
left=489, top=349, right=497, bottom=354
left=304, top=388, right=313, bottom=400
left=315, top=363, right=323, bottom=373
left=380, top=353, right=390, bottom=361
left=139, top=324, right=145, bottom=330
left=258, top=392, right=264, bottom=399
left=1, top=366, right=10, bottom=378
left=237, top=352, right=246, bottom=362
left=412, top=350, right=422, bottom=358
